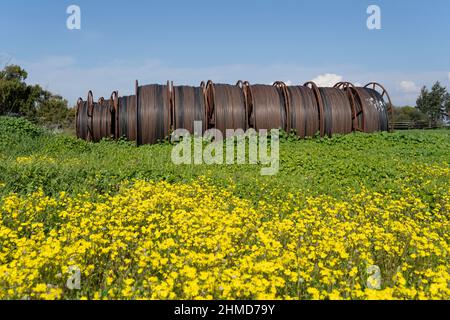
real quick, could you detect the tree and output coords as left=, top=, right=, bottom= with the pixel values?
left=416, top=81, right=450, bottom=125
left=35, top=93, right=71, bottom=128
left=446, top=93, right=450, bottom=121
left=394, top=106, right=427, bottom=122
left=0, top=65, right=29, bottom=115
left=0, top=64, right=28, bottom=81
left=0, top=64, right=73, bottom=128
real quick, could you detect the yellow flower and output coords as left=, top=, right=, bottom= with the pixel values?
left=0, top=170, right=448, bottom=300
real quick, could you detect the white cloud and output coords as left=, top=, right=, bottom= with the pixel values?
left=399, top=80, right=420, bottom=93
left=270, top=80, right=293, bottom=86
left=311, top=73, right=343, bottom=87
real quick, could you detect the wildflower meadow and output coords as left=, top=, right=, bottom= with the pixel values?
left=0, top=117, right=449, bottom=300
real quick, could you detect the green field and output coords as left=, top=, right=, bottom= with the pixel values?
left=1, top=116, right=449, bottom=199
left=0, top=117, right=449, bottom=300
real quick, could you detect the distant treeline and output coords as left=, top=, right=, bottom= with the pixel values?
left=394, top=106, right=428, bottom=122
left=395, top=81, right=450, bottom=126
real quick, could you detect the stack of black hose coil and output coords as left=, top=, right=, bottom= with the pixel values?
left=76, top=79, right=393, bottom=145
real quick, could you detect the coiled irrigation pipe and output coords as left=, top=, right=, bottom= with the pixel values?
left=364, top=83, right=392, bottom=132
left=76, top=91, right=94, bottom=141
left=205, top=81, right=247, bottom=133
left=304, top=82, right=326, bottom=137
left=117, top=94, right=137, bottom=142
left=243, top=83, right=287, bottom=131
left=136, top=81, right=171, bottom=145
left=111, top=91, right=119, bottom=139
left=171, top=84, right=208, bottom=135
left=91, top=97, right=115, bottom=142
left=76, top=79, right=394, bottom=145
left=334, top=82, right=363, bottom=132
left=335, top=82, right=392, bottom=133
left=274, top=81, right=320, bottom=138
left=76, top=98, right=88, bottom=140
left=310, top=83, right=353, bottom=136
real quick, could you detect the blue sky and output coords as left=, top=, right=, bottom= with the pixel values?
left=1, top=0, right=449, bottom=105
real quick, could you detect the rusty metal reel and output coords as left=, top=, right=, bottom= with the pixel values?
left=75, top=91, right=95, bottom=141
left=116, top=94, right=137, bottom=142
left=136, top=82, right=171, bottom=145
left=205, top=80, right=247, bottom=133
left=304, top=82, right=325, bottom=137
left=172, top=84, right=208, bottom=135
left=243, top=83, right=287, bottom=131
left=364, top=82, right=393, bottom=132
left=78, top=78, right=394, bottom=144
left=75, top=97, right=85, bottom=140
left=335, top=82, right=392, bottom=133
left=91, top=97, right=114, bottom=142
left=324, top=87, right=352, bottom=136
left=313, top=85, right=353, bottom=136
left=275, top=81, right=320, bottom=138
left=111, top=91, right=119, bottom=139
left=334, top=82, right=363, bottom=132
left=74, top=91, right=94, bottom=142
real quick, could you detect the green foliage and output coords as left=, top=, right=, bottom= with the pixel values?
left=0, top=64, right=73, bottom=129
left=35, top=94, right=74, bottom=129
left=0, top=65, right=39, bottom=117
left=394, top=106, right=427, bottom=122
left=0, top=116, right=44, bottom=137
left=416, top=81, right=450, bottom=123
left=1, top=117, right=449, bottom=203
